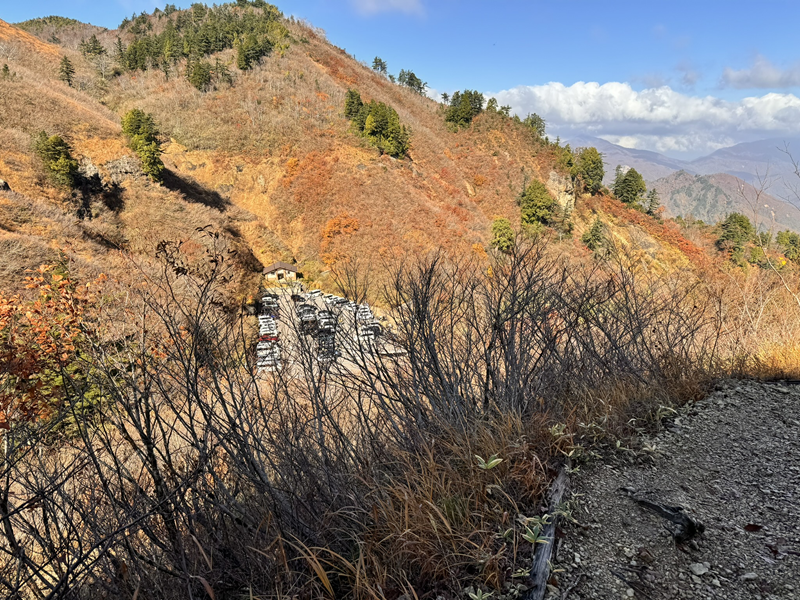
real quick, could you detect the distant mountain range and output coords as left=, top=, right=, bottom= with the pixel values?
left=569, top=135, right=800, bottom=231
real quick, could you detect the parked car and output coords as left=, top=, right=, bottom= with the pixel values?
left=296, top=304, right=318, bottom=335
left=316, top=332, right=340, bottom=363
left=357, top=321, right=382, bottom=342
left=256, top=342, right=282, bottom=371
left=290, top=293, right=306, bottom=303
left=355, top=306, right=374, bottom=322
left=307, top=289, right=323, bottom=298
left=261, top=294, right=279, bottom=316
left=317, top=310, right=336, bottom=333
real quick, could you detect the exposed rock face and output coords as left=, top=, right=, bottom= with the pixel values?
left=0, top=179, right=10, bottom=191
left=104, top=156, right=142, bottom=185
left=546, top=170, right=575, bottom=213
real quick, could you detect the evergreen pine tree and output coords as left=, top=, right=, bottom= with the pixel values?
left=371, top=57, right=387, bottom=74
left=344, top=89, right=363, bottom=120
left=645, top=188, right=661, bottom=217
left=572, top=147, right=605, bottom=195
left=59, top=56, right=75, bottom=87
left=519, top=180, right=556, bottom=227
left=490, top=217, right=515, bottom=253
left=581, top=217, right=606, bottom=253
left=614, top=168, right=646, bottom=208
left=522, top=113, right=546, bottom=137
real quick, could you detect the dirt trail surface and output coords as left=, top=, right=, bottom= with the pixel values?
left=554, top=380, right=800, bottom=599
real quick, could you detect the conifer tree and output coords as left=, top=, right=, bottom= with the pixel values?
left=121, top=109, right=165, bottom=182
left=581, top=217, right=606, bottom=253
left=445, top=90, right=484, bottom=128
left=34, top=132, right=79, bottom=188
left=613, top=167, right=646, bottom=208
left=344, top=89, right=363, bottom=120
left=490, top=217, right=515, bottom=253
left=79, top=34, right=106, bottom=58
left=519, top=180, right=556, bottom=227
left=572, top=147, right=605, bottom=195
left=645, top=188, right=661, bottom=217
left=523, top=113, right=546, bottom=137
left=371, top=56, right=387, bottom=74
left=59, top=56, right=75, bottom=87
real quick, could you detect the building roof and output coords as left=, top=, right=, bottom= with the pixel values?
left=263, top=261, right=298, bottom=273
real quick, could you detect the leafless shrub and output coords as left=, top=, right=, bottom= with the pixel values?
left=0, top=234, right=726, bottom=599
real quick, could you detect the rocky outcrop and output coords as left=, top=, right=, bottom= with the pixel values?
left=546, top=170, right=575, bottom=213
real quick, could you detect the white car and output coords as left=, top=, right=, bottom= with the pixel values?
left=307, top=290, right=323, bottom=298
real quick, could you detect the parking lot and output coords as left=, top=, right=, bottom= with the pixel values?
left=254, top=285, right=403, bottom=377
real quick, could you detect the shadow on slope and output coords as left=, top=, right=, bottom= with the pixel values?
left=162, top=169, right=229, bottom=211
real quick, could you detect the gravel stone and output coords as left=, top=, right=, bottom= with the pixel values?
left=554, top=380, right=800, bottom=599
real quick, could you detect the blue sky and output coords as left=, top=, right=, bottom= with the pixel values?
left=4, top=0, right=800, bottom=158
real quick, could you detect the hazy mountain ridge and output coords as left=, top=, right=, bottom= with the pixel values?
left=651, top=170, right=800, bottom=232
left=568, top=135, right=800, bottom=231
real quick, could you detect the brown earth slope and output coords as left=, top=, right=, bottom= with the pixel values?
left=1, top=8, right=713, bottom=297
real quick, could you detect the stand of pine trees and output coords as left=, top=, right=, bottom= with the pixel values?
left=113, top=2, right=288, bottom=91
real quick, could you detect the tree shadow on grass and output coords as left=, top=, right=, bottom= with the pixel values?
left=162, top=169, right=230, bottom=211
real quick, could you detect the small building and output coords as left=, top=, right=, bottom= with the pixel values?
left=264, top=261, right=299, bottom=282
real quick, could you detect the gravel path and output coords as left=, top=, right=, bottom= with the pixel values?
left=554, top=379, right=800, bottom=600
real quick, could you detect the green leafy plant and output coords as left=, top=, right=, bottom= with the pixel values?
left=475, top=453, right=503, bottom=470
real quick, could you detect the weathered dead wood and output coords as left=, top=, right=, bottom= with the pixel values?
left=524, top=465, right=569, bottom=600
left=626, top=492, right=705, bottom=543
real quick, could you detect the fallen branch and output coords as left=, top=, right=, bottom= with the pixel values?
left=625, top=492, right=705, bottom=543
left=525, top=465, right=569, bottom=600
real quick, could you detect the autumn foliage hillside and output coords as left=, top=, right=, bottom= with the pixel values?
left=0, top=5, right=780, bottom=294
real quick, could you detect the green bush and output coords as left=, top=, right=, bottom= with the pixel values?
left=187, top=60, right=213, bottom=90
left=572, top=147, right=604, bottom=195
left=519, top=180, right=556, bottom=227
left=612, top=166, right=646, bottom=208
left=717, top=212, right=754, bottom=253
left=777, top=230, right=800, bottom=263
left=445, top=90, right=484, bottom=129
left=490, top=217, right=515, bottom=253
left=121, top=109, right=165, bottom=182
left=34, top=132, right=79, bottom=188
left=581, top=217, right=606, bottom=253
left=345, top=91, right=410, bottom=158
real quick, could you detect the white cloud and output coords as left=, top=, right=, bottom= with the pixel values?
left=489, top=81, right=800, bottom=156
left=350, top=0, right=424, bottom=16
left=722, top=55, right=800, bottom=89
